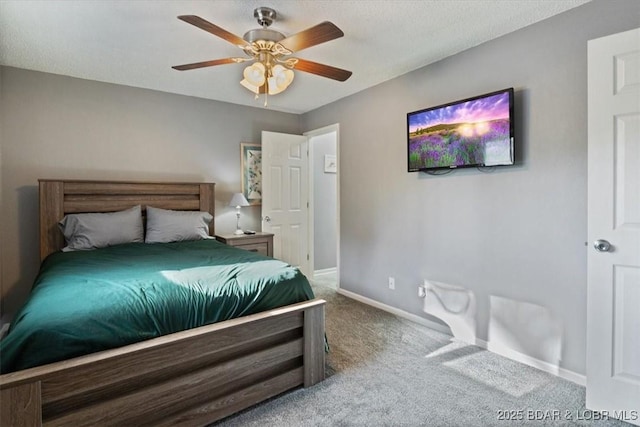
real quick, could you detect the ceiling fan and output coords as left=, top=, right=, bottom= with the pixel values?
left=172, top=7, right=352, bottom=103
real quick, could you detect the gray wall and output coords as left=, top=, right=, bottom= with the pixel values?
left=0, top=67, right=301, bottom=320
left=311, top=131, right=337, bottom=271
left=301, top=0, right=640, bottom=375
left=1, top=0, right=637, bottom=376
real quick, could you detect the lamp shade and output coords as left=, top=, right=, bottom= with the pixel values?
left=240, top=78, right=260, bottom=94
left=240, top=61, right=295, bottom=97
left=229, top=193, right=250, bottom=208
left=267, top=64, right=294, bottom=95
left=243, top=62, right=266, bottom=86
left=241, top=62, right=266, bottom=94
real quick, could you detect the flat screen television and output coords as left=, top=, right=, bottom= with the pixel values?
left=407, top=88, right=514, bottom=172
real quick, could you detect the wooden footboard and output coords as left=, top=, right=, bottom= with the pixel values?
left=0, top=299, right=325, bottom=427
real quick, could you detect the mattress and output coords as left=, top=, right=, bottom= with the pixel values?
left=0, top=239, right=315, bottom=373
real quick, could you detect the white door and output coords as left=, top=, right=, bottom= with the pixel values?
left=587, top=27, right=640, bottom=425
left=261, top=131, right=310, bottom=276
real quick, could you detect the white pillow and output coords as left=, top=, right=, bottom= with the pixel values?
left=145, top=206, right=213, bottom=243
left=58, top=205, right=144, bottom=251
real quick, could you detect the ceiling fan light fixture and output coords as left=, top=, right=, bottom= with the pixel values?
left=173, top=9, right=351, bottom=105
left=240, top=78, right=260, bottom=94
left=267, top=64, right=294, bottom=95
left=242, top=62, right=266, bottom=86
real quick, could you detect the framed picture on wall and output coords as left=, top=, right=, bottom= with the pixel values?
left=240, top=143, right=262, bottom=206
left=324, top=154, right=337, bottom=173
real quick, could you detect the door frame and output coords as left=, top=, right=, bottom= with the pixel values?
left=304, top=123, right=340, bottom=288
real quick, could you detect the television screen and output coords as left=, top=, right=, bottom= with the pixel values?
left=407, top=88, right=514, bottom=172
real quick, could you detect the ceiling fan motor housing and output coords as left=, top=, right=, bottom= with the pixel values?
left=254, top=7, right=276, bottom=27
left=243, top=28, right=285, bottom=44
left=245, top=7, right=284, bottom=44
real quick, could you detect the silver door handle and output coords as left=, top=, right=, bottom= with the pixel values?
left=263, top=215, right=271, bottom=223
left=593, top=239, right=611, bottom=252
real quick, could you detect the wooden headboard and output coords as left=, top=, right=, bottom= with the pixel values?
left=39, top=179, right=216, bottom=261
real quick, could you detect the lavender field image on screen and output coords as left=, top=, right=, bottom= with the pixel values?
left=408, top=91, right=512, bottom=170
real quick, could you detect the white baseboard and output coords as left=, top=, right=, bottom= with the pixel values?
left=336, top=288, right=451, bottom=335
left=474, top=338, right=586, bottom=386
left=336, top=288, right=586, bottom=386
left=314, top=267, right=337, bottom=279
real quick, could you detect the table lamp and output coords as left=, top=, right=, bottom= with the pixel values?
left=229, top=193, right=250, bottom=234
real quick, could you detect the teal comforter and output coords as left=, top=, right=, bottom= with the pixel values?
left=0, top=240, right=315, bottom=373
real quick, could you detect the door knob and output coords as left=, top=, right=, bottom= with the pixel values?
left=263, top=215, right=271, bottom=223
left=593, top=239, right=611, bottom=252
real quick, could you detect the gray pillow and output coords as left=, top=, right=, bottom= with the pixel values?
left=59, top=205, right=144, bottom=252
left=145, top=206, right=213, bottom=243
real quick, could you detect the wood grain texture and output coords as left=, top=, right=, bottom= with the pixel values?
left=38, top=179, right=216, bottom=260
left=199, top=183, right=215, bottom=235
left=62, top=181, right=201, bottom=195
left=40, top=313, right=303, bottom=412
left=293, top=58, right=352, bottom=81
left=0, top=297, right=326, bottom=427
left=0, top=382, right=42, bottom=427
left=1, top=179, right=326, bottom=426
left=304, top=303, right=326, bottom=387
left=216, top=233, right=274, bottom=257
left=177, top=15, right=249, bottom=49
left=155, top=367, right=305, bottom=426
left=279, top=21, right=344, bottom=53
left=39, top=181, right=64, bottom=261
left=46, top=340, right=303, bottom=427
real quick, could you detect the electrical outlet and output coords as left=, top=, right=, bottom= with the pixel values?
left=388, top=277, right=395, bottom=290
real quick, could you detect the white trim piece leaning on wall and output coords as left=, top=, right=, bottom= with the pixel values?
left=336, top=288, right=586, bottom=386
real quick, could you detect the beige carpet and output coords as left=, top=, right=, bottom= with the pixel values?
left=214, top=281, right=627, bottom=427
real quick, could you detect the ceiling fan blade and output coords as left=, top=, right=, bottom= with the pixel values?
left=172, top=58, right=248, bottom=71
left=292, top=58, right=352, bottom=82
left=278, top=21, right=344, bottom=53
left=178, top=15, right=249, bottom=49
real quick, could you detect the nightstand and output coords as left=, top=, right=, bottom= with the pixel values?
left=215, top=232, right=274, bottom=257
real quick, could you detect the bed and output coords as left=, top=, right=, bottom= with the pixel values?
left=0, top=179, right=326, bottom=426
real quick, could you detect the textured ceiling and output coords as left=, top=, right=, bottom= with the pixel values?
left=0, top=0, right=590, bottom=113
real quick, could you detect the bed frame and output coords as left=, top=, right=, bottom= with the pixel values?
left=0, top=179, right=326, bottom=427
